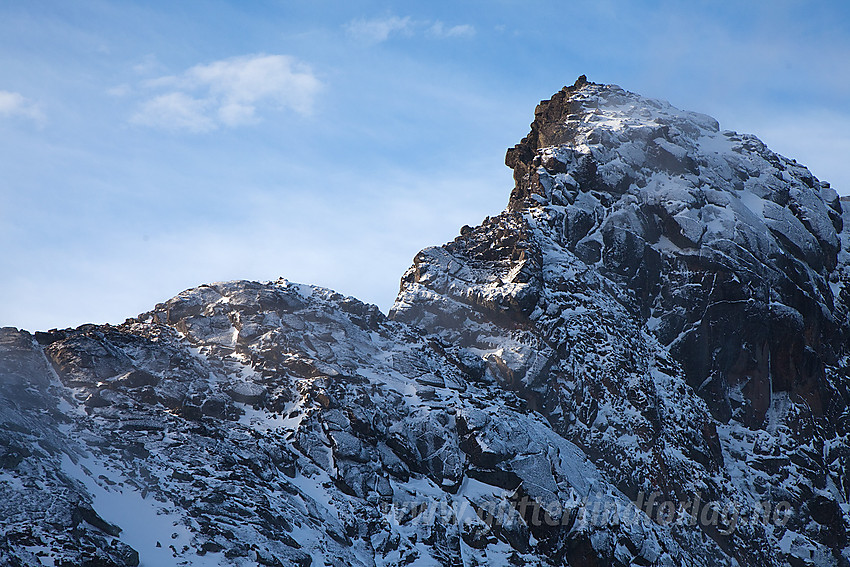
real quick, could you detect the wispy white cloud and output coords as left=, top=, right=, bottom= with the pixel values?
left=345, top=16, right=475, bottom=43
left=427, top=21, right=475, bottom=39
left=131, top=92, right=214, bottom=132
left=0, top=91, right=45, bottom=124
left=345, top=16, right=413, bottom=43
left=132, top=54, right=321, bottom=132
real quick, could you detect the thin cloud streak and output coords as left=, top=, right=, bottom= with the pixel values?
left=427, top=21, right=475, bottom=38
left=345, top=15, right=475, bottom=43
left=345, top=16, right=413, bottom=43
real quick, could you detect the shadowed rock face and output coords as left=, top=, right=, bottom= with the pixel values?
left=2, top=79, right=850, bottom=567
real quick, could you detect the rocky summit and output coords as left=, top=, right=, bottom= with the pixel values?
left=2, top=77, right=849, bottom=567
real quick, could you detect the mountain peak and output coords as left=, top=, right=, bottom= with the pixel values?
left=3, top=79, right=850, bottom=567
left=506, top=79, right=731, bottom=207
left=399, top=75, right=849, bottom=469
left=503, top=79, right=842, bottom=274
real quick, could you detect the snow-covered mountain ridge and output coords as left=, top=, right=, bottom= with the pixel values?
left=2, top=77, right=849, bottom=566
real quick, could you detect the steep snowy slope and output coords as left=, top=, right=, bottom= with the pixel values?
left=1, top=77, right=849, bottom=567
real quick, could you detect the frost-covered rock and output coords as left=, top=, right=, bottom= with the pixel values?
left=2, top=77, right=849, bottom=567
left=393, top=76, right=850, bottom=566
left=498, top=77, right=846, bottom=430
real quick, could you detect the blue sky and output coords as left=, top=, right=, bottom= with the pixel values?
left=2, top=0, right=849, bottom=331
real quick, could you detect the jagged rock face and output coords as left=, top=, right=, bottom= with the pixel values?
left=393, top=211, right=723, bottom=497
left=0, top=328, right=142, bottom=567
left=393, top=78, right=850, bottom=565
left=0, top=282, right=728, bottom=567
left=1, top=79, right=850, bottom=567
left=502, top=76, right=847, bottom=429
